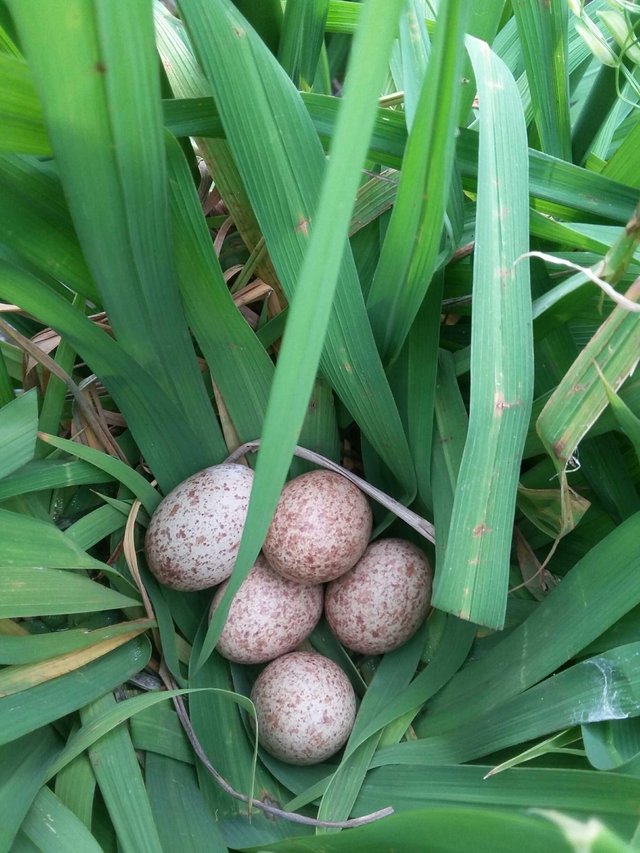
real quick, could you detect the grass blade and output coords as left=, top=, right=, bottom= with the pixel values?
left=179, top=0, right=411, bottom=671
left=7, top=0, right=223, bottom=459
left=366, top=0, right=468, bottom=367
left=418, top=510, right=640, bottom=735
left=0, top=728, right=60, bottom=850
left=19, top=786, right=102, bottom=853
left=512, top=0, right=571, bottom=159
left=0, top=261, right=219, bottom=491
left=0, top=388, right=37, bottom=479
left=81, top=693, right=163, bottom=853
left=178, top=0, right=415, bottom=496
left=0, top=636, right=150, bottom=747
left=0, top=566, right=140, bottom=618
left=431, top=36, right=533, bottom=629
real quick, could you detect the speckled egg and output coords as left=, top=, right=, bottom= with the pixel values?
left=210, top=555, right=324, bottom=664
left=325, top=538, right=432, bottom=655
left=250, top=651, right=356, bottom=765
left=263, top=470, right=372, bottom=584
left=145, top=463, right=254, bottom=591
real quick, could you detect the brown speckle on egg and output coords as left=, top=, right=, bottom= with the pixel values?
left=250, top=652, right=356, bottom=765
left=325, top=538, right=432, bottom=655
left=145, top=463, right=253, bottom=591
left=263, top=470, right=372, bottom=584
left=211, top=555, right=323, bottom=664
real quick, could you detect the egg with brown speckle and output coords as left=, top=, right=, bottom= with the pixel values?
left=145, top=463, right=253, bottom=591
left=263, top=470, right=372, bottom=584
left=325, top=538, right=432, bottom=655
left=250, top=651, right=356, bottom=765
left=210, top=555, right=324, bottom=664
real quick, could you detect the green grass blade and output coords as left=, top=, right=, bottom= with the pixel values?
left=0, top=261, right=219, bottom=491
left=81, top=693, right=163, bottom=853
left=355, top=764, right=640, bottom=825
left=418, top=510, right=640, bottom=735
left=180, top=0, right=413, bottom=671
left=393, top=642, right=640, bottom=764
left=315, top=626, right=426, bottom=827
left=583, top=718, right=640, bottom=771
left=0, top=52, right=49, bottom=155
left=0, top=636, right=150, bottom=747
left=38, top=433, right=161, bottom=515
left=163, top=92, right=640, bottom=223
left=178, top=0, right=415, bottom=496
left=7, top=0, right=222, bottom=454
left=366, top=0, right=469, bottom=367
left=0, top=566, right=140, bottom=618
left=0, top=459, right=114, bottom=502
left=278, top=0, right=329, bottom=89
left=432, top=36, right=533, bottom=629
left=0, top=620, right=154, bottom=666
left=164, top=132, right=274, bottom=443
left=598, top=371, right=640, bottom=460
left=0, top=506, right=106, bottom=570
left=154, top=4, right=284, bottom=307
left=146, top=754, right=228, bottom=852
left=19, top=786, right=102, bottom=853
left=537, top=280, right=640, bottom=475
left=0, top=388, right=37, bottom=479
left=512, top=0, right=571, bottom=159
left=0, top=628, right=148, bottom=697
left=0, top=154, right=98, bottom=302
left=64, top=505, right=129, bottom=551
left=236, top=807, right=623, bottom=853
left=0, top=728, right=60, bottom=850
left=54, top=754, right=96, bottom=830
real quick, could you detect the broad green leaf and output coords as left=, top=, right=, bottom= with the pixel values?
left=81, top=693, right=163, bottom=853
left=164, top=132, right=274, bottom=445
left=316, top=626, right=427, bottom=828
left=0, top=636, right=150, bottom=747
left=18, top=786, right=102, bottom=853
left=0, top=153, right=98, bottom=302
left=0, top=566, right=140, bottom=618
left=0, top=388, right=37, bottom=479
left=432, top=37, right=533, bottom=629
left=64, top=504, right=131, bottom=551
left=130, top=703, right=194, bottom=766
left=154, top=3, right=286, bottom=312
left=162, top=94, right=640, bottom=223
